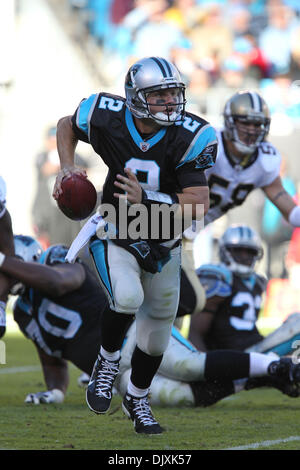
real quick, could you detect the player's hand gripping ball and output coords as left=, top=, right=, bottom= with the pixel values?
left=57, top=174, right=97, bottom=221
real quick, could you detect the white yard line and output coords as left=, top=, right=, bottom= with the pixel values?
left=0, top=364, right=77, bottom=374
left=0, top=365, right=41, bottom=374
left=224, top=436, right=300, bottom=450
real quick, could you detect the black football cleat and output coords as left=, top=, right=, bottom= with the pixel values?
left=246, top=376, right=300, bottom=398
left=122, top=393, right=163, bottom=435
left=86, top=354, right=119, bottom=414
left=268, top=357, right=300, bottom=383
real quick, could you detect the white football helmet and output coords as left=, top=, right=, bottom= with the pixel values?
left=125, top=56, right=186, bottom=126
left=224, top=91, right=270, bottom=154
left=11, top=235, right=43, bottom=295
left=219, top=224, right=263, bottom=277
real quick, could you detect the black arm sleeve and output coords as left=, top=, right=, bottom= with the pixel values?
left=176, top=164, right=207, bottom=188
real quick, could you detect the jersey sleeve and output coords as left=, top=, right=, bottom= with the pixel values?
left=71, top=93, right=99, bottom=143
left=0, top=176, right=7, bottom=219
left=257, top=142, right=282, bottom=187
left=175, top=124, right=218, bottom=188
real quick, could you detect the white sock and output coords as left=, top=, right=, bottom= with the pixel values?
left=249, top=352, right=276, bottom=377
left=127, top=378, right=149, bottom=398
left=100, top=346, right=120, bottom=362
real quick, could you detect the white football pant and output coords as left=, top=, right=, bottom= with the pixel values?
left=90, top=239, right=181, bottom=356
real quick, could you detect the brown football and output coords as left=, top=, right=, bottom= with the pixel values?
left=57, top=174, right=97, bottom=221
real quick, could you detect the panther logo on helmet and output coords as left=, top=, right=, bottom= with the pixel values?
left=125, top=56, right=186, bottom=126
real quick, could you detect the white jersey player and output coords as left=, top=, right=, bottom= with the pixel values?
left=204, top=91, right=300, bottom=228
left=204, top=130, right=281, bottom=225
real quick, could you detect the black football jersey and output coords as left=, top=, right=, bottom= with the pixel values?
left=71, top=92, right=217, bottom=240
left=13, top=263, right=108, bottom=374
left=202, top=271, right=265, bottom=350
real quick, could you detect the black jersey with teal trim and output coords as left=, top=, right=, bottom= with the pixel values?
left=71, top=92, right=217, bottom=237
left=13, top=263, right=108, bottom=374
left=203, top=272, right=265, bottom=351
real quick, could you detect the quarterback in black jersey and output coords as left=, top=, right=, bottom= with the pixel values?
left=4, top=235, right=300, bottom=408
left=52, top=56, right=218, bottom=434
left=188, top=224, right=300, bottom=357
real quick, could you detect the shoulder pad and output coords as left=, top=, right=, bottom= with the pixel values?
left=175, top=117, right=217, bottom=169
left=196, top=264, right=232, bottom=298
left=258, top=142, right=281, bottom=173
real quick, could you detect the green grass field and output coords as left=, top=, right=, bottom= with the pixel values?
left=1, top=316, right=300, bottom=452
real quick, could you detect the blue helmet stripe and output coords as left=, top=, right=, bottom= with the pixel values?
left=248, top=92, right=255, bottom=110
left=161, top=58, right=173, bottom=76
left=150, top=57, right=168, bottom=77
left=257, top=93, right=263, bottom=111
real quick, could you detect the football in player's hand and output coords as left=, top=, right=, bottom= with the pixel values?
left=57, top=174, right=97, bottom=221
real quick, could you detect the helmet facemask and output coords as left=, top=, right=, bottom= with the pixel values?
left=225, top=114, right=270, bottom=154
left=224, top=91, right=270, bottom=155
left=143, top=85, right=185, bottom=126
left=125, top=57, right=186, bottom=127
left=219, top=225, right=263, bottom=277
left=220, top=245, right=263, bottom=277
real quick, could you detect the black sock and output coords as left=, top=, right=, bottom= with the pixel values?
left=204, top=350, right=250, bottom=381
left=100, top=306, right=134, bottom=352
left=130, top=346, right=163, bottom=389
left=190, top=380, right=235, bottom=407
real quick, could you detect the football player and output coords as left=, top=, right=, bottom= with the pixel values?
left=2, top=236, right=300, bottom=410
left=52, top=56, right=218, bottom=434
left=203, top=90, right=300, bottom=228
left=0, top=176, right=15, bottom=338
left=188, top=224, right=300, bottom=358
left=7, top=236, right=107, bottom=404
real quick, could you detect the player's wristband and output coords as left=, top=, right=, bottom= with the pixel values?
left=141, top=189, right=179, bottom=207
left=288, top=206, right=300, bottom=227
left=0, top=252, right=5, bottom=267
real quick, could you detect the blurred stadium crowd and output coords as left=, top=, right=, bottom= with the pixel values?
left=66, top=0, right=300, bottom=122
left=59, top=0, right=300, bottom=283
